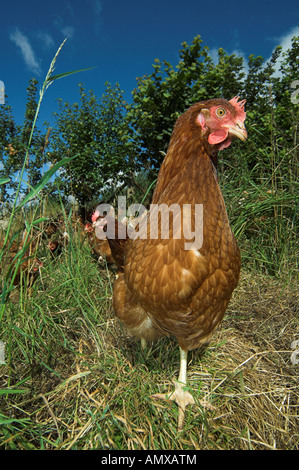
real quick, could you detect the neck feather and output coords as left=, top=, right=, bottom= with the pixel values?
left=152, top=125, right=218, bottom=204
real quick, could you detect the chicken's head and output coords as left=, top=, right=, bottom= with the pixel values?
left=196, top=96, right=247, bottom=150
left=84, top=222, right=94, bottom=233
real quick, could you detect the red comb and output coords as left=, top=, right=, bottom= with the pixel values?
left=91, top=210, right=100, bottom=223
left=229, top=96, right=246, bottom=120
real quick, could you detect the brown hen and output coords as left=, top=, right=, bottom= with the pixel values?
left=99, top=97, right=247, bottom=429
left=0, top=230, right=42, bottom=287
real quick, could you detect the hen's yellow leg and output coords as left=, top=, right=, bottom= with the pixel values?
left=152, top=347, right=195, bottom=430
left=152, top=347, right=215, bottom=430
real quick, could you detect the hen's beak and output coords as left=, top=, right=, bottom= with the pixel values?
left=226, top=121, right=247, bottom=141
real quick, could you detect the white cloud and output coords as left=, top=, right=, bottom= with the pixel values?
left=95, top=0, right=102, bottom=15
left=54, top=18, right=74, bottom=39
left=61, top=25, right=75, bottom=38
left=266, top=25, right=299, bottom=76
left=209, top=23, right=299, bottom=80
left=279, top=25, right=299, bottom=50
left=209, top=47, right=249, bottom=76
left=10, top=28, right=41, bottom=76
left=231, top=49, right=249, bottom=76
left=92, top=0, right=103, bottom=35
left=36, top=31, right=55, bottom=49
left=209, top=47, right=219, bottom=65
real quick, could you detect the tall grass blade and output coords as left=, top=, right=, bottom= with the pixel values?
left=46, top=67, right=98, bottom=84
left=16, top=155, right=78, bottom=210
left=0, top=177, right=10, bottom=186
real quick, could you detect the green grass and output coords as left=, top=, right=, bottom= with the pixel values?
left=0, top=224, right=298, bottom=449
left=219, top=146, right=298, bottom=278
left=0, top=141, right=298, bottom=450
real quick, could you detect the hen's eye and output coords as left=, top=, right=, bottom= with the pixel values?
left=216, top=107, right=226, bottom=117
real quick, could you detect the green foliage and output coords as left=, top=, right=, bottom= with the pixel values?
left=0, top=40, right=99, bottom=309
left=0, top=102, right=19, bottom=203
left=126, top=36, right=246, bottom=173
left=0, top=33, right=298, bottom=277
left=50, top=82, right=133, bottom=206
left=20, top=79, right=49, bottom=190
left=0, top=80, right=49, bottom=205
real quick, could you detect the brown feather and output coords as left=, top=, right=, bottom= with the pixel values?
left=108, top=98, right=243, bottom=351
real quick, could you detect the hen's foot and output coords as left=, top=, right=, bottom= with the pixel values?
left=152, top=380, right=215, bottom=431
left=151, top=380, right=193, bottom=430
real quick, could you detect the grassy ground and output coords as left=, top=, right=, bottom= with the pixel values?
left=1, top=44, right=297, bottom=450
left=0, top=224, right=298, bottom=450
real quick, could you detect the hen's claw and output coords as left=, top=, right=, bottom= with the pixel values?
left=151, top=347, right=215, bottom=430
left=152, top=380, right=215, bottom=430
left=152, top=380, right=194, bottom=430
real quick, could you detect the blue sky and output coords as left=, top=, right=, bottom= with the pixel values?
left=1, top=0, right=299, bottom=129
